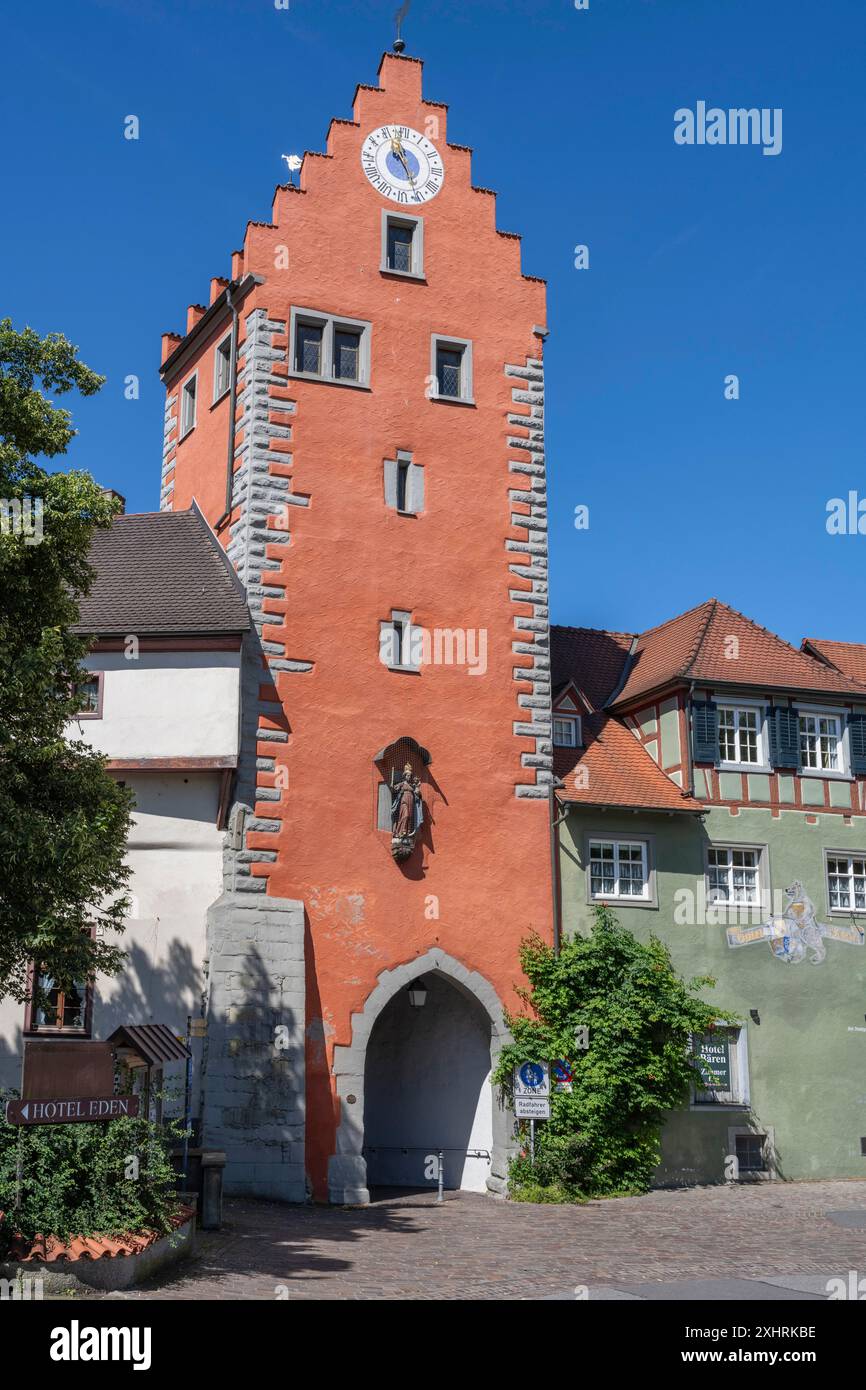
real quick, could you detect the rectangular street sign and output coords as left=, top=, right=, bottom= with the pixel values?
left=5, top=1095, right=140, bottom=1126
left=514, top=1096, right=550, bottom=1120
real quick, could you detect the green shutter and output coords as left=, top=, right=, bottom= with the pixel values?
left=769, top=706, right=799, bottom=769
left=692, top=700, right=719, bottom=764
left=849, top=713, right=866, bottom=775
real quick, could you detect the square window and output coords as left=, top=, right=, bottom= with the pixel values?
left=436, top=347, right=462, bottom=397
left=800, top=712, right=842, bottom=772
left=706, top=845, right=761, bottom=906
left=180, top=373, right=197, bottom=437
left=74, top=675, right=102, bottom=717
left=431, top=335, right=473, bottom=404
left=825, top=852, right=866, bottom=911
left=589, top=839, right=649, bottom=901
left=214, top=335, right=232, bottom=401
left=553, top=716, right=580, bottom=747
left=28, top=969, right=89, bottom=1034
left=717, top=706, right=762, bottom=766
left=382, top=212, right=423, bottom=277
left=735, top=1133, right=766, bottom=1172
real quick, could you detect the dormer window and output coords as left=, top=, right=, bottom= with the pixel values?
left=553, top=715, right=581, bottom=747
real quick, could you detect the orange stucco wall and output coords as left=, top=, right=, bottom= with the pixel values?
left=162, top=53, right=553, bottom=1198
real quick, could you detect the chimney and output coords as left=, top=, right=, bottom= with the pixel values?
left=100, top=488, right=126, bottom=515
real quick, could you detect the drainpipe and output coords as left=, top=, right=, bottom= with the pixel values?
left=214, top=282, right=240, bottom=533
left=549, top=779, right=569, bottom=956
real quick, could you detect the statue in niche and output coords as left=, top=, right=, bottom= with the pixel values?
left=390, top=762, right=423, bottom=861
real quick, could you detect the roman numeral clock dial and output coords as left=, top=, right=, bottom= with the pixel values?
left=361, top=124, right=444, bottom=204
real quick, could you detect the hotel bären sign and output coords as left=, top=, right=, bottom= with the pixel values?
left=5, top=1095, right=140, bottom=1125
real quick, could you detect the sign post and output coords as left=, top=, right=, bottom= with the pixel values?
left=514, top=1060, right=550, bottom=1168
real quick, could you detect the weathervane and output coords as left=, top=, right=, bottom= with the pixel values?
left=393, top=0, right=410, bottom=53
left=281, top=153, right=302, bottom=185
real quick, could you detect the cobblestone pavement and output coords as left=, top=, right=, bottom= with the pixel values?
left=110, top=1179, right=866, bottom=1301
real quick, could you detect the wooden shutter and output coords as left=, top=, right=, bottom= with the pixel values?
left=768, top=706, right=799, bottom=768
left=849, top=713, right=866, bottom=775
left=691, top=700, right=719, bottom=764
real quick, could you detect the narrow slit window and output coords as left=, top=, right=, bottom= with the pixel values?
left=214, top=335, right=232, bottom=401
left=180, top=374, right=197, bottom=437
left=396, top=460, right=410, bottom=512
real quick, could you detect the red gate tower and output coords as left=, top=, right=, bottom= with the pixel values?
left=159, top=48, right=553, bottom=1203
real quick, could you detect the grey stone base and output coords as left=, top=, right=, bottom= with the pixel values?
left=202, top=890, right=306, bottom=1203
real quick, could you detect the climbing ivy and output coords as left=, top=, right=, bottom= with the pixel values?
left=493, top=906, right=735, bottom=1201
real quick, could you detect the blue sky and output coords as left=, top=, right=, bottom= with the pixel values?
left=4, top=0, right=864, bottom=645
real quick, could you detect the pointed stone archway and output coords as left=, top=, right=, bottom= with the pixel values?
left=327, top=949, right=513, bottom=1204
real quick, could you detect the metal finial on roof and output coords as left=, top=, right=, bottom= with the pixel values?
left=393, top=0, right=410, bottom=52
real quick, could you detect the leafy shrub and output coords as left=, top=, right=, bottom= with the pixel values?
left=0, top=1091, right=186, bottom=1247
left=495, top=907, right=734, bottom=1202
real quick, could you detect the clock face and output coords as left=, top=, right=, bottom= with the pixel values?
left=360, top=124, right=444, bottom=205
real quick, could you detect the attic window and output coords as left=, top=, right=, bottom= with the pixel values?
left=554, top=715, right=581, bottom=747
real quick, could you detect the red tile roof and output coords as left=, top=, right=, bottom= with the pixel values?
left=555, top=713, right=703, bottom=813
left=611, top=600, right=866, bottom=705
left=801, top=639, right=866, bottom=687
left=551, top=626, right=635, bottom=711
left=0, top=1203, right=194, bottom=1264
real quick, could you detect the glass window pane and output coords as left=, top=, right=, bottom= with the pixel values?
left=436, top=347, right=462, bottom=398
left=297, top=323, right=323, bottom=374
left=387, top=223, right=413, bottom=272
left=334, top=329, right=361, bottom=381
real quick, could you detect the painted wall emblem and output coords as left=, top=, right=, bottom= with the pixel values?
left=726, top=881, right=864, bottom=965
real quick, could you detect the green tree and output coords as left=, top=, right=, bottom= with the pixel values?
left=494, top=907, right=735, bottom=1200
left=0, top=319, right=132, bottom=1004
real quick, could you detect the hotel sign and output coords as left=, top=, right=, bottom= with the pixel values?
left=5, top=1095, right=140, bottom=1126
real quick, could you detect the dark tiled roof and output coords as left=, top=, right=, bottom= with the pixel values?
left=550, top=626, right=635, bottom=711
left=72, top=506, right=250, bottom=637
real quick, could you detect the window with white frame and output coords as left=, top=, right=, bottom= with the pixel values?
left=180, top=373, right=197, bottom=437
left=431, top=335, right=473, bottom=403
left=826, top=853, right=866, bottom=912
left=589, top=839, right=649, bottom=900
left=382, top=212, right=423, bottom=277
left=290, top=307, right=371, bottom=387
left=553, top=716, right=581, bottom=747
left=717, top=705, right=762, bottom=765
left=213, top=334, right=232, bottom=402
left=799, top=711, right=842, bottom=772
left=707, top=845, right=761, bottom=906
